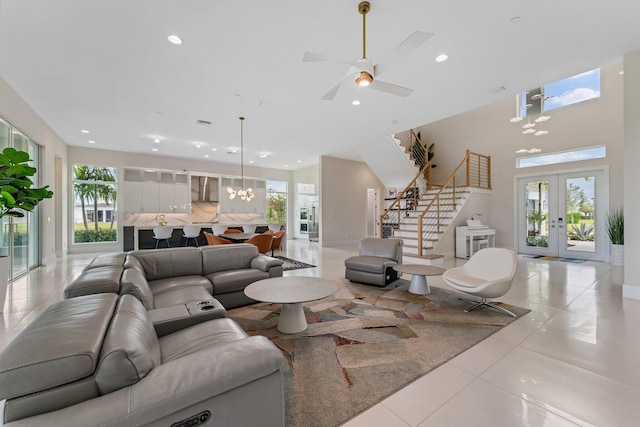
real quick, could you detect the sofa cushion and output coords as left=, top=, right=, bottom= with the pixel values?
left=120, top=267, right=155, bottom=310
left=207, top=269, right=269, bottom=295
left=201, top=244, right=258, bottom=275
left=95, top=295, right=161, bottom=395
left=152, top=286, right=213, bottom=309
left=159, top=318, right=248, bottom=362
left=0, top=294, right=117, bottom=421
left=128, top=247, right=203, bottom=280
left=345, top=255, right=396, bottom=274
left=149, top=275, right=213, bottom=295
left=63, top=266, right=123, bottom=298
left=83, top=252, right=126, bottom=270
left=358, top=238, right=402, bottom=260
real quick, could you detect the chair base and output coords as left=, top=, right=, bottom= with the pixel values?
left=184, top=237, right=199, bottom=247
left=459, top=297, right=517, bottom=318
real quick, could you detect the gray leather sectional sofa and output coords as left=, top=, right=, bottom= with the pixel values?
left=0, top=293, right=285, bottom=426
left=64, top=244, right=284, bottom=310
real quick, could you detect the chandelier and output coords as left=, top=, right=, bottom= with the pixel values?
left=509, top=89, right=551, bottom=137
left=226, top=116, right=254, bottom=201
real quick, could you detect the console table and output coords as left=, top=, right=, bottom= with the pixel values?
left=455, top=226, right=496, bottom=259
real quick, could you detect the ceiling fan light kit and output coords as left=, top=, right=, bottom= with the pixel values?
left=356, top=71, right=373, bottom=87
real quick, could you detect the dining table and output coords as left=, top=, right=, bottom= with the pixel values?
left=217, top=232, right=259, bottom=243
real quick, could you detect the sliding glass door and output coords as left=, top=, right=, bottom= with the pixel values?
left=517, top=169, right=607, bottom=261
left=0, top=117, right=45, bottom=279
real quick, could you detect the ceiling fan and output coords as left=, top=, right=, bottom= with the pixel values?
left=303, top=1, right=433, bottom=100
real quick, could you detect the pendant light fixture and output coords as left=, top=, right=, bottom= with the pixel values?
left=227, top=116, right=254, bottom=201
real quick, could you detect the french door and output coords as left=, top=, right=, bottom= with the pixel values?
left=517, top=169, right=607, bottom=261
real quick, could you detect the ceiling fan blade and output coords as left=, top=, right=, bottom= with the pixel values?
left=374, top=31, right=434, bottom=77
left=368, top=79, right=414, bottom=97
left=319, top=67, right=358, bottom=100
left=303, top=51, right=362, bottom=69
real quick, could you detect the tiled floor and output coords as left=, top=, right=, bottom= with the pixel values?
left=1, top=240, right=636, bottom=426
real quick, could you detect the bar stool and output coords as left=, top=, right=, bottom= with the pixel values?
left=153, top=226, right=173, bottom=249
left=182, top=225, right=201, bottom=247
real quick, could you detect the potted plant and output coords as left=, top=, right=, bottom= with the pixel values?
left=0, top=147, right=53, bottom=312
left=606, top=208, right=624, bottom=266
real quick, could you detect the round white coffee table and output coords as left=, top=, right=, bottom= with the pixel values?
left=244, top=277, right=339, bottom=333
left=393, top=264, right=446, bottom=295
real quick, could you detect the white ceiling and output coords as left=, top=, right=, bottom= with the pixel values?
left=1, top=0, right=639, bottom=171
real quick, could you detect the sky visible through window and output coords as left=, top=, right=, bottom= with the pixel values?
left=517, top=146, right=606, bottom=168
left=543, top=69, right=601, bottom=112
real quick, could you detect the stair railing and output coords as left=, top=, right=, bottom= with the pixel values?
left=379, top=160, right=432, bottom=238
left=416, top=150, right=491, bottom=255
left=394, top=129, right=430, bottom=173
left=379, top=147, right=491, bottom=256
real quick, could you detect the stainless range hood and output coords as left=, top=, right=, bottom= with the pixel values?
left=191, top=176, right=218, bottom=202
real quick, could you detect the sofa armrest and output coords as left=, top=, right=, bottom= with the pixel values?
left=251, top=255, right=284, bottom=272
left=7, top=336, right=285, bottom=426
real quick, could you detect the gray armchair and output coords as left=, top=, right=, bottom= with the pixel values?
left=344, top=238, right=403, bottom=286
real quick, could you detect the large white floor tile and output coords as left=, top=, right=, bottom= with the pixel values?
left=482, top=347, right=640, bottom=426
left=520, top=324, right=640, bottom=387
left=381, top=364, right=475, bottom=426
left=418, top=378, right=581, bottom=427
left=340, top=403, right=410, bottom=427
left=449, top=337, right=515, bottom=376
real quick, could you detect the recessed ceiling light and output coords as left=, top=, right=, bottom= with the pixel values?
left=211, top=148, right=217, bottom=152
left=88, top=140, right=95, bottom=144
left=81, top=129, right=90, bottom=134
left=153, top=137, right=160, bottom=143
left=249, top=160, right=254, bottom=164
left=204, top=154, right=209, bottom=158
left=619, top=70, right=625, bottom=75
left=284, top=165, right=289, bottom=168
left=352, top=100, right=361, bottom=106
left=152, top=147, right=159, bottom=152
left=435, top=54, right=448, bottom=63
left=196, top=143, right=201, bottom=148
left=297, top=160, right=302, bottom=163
left=167, top=34, right=183, bottom=45
left=259, top=153, right=267, bottom=158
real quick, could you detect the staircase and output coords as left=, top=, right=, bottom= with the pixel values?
left=380, top=134, right=492, bottom=260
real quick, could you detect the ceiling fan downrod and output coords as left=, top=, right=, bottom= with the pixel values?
left=359, top=1, right=370, bottom=59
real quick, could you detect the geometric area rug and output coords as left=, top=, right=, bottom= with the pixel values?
left=274, top=255, right=317, bottom=271
left=227, top=278, right=529, bottom=427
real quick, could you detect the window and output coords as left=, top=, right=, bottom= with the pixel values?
left=516, top=146, right=606, bottom=169
left=266, top=181, right=287, bottom=224
left=73, top=164, right=118, bottom=243
left=543, top=68, right=600, bottom=112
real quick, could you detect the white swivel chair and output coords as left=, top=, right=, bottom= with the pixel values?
left=442, top=248, right=518, bottom=317
left=182, top=225, right=201, bottom=247
left=153, top=226, right=173, bottom=249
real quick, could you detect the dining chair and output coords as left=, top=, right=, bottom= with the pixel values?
left=223, top=228, right=242, bottom=234
left=203, top=231, right=233, bottom=245
left=245, top=234, right=273, bottom=254
left=270, top=231, right=285, bottom=256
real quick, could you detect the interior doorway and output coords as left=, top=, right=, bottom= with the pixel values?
left=517, top=169, right=608, bottom=261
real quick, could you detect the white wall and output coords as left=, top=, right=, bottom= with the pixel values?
left=623, top=50, right=640, bottom=299
left=320, top=156, right=385, bottom=246
left=0, top=76, right=68, bottom=264
left=414, top=62, right=624, bottom=251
